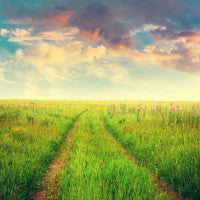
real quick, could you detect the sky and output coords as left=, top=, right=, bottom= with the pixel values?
left=0, top=0, right=200, bottom=100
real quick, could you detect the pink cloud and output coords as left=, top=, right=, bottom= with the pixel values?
left=43, top=10, right=75, bottom=28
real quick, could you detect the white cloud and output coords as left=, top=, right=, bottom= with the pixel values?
left=130, top=24, right=166, bottom=36
left=0, top=29, right=10, bottom=36
left=12, top=28, right=30, bottom=37
left=16, top=49, right=24, bottom=59
left=7, top=27, right=79, bottom=45
left=2, top=26, right=130, bottom=92
left=143, top=24, right=166, bottom=32
left=15, top=40, right=129, bottom=84
left=84, top=62, right=129, bottom=83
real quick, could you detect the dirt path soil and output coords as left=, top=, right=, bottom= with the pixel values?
left=34, top=118, right=80, bottom=200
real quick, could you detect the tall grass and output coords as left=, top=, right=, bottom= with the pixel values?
left=104, top=102, right=200, bottom=199
left=59, top=110, right=170, bottom=200
left=0, top=101, right=85, bottom=200
left=1, top=100, right=199, bottom=199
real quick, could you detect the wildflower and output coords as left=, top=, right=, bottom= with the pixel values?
left=13, top=126, right=25, bottom=134
left=172, top=107, right=176, bottom=112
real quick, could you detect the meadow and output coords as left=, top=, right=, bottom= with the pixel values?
left=0, top=100, right=199, bottom=200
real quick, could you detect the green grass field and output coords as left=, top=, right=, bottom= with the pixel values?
left=0, top=100, right=199, bottom=200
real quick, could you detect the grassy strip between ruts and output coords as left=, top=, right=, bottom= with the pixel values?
left=59, top=110, right=171, bottom=200
left=0, top=102, right=85, bottom=200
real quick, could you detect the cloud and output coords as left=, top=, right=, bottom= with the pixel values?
left=71, top=2, right=132, bottom=48
left=43, top=10, right=75, bottom=28
left=143, top=24, right=167, bottom=32
left=16, top=49, right=24, bottom=59
left=84, top=62, right=130, bottom=83
left=149, top=30, right=200, bottom=74
left=0, top=29, right=10, bottom=36
left=2, top=0, right=200, bottom=76
left=83, top=45, right=106, bottom=62
left=81, top=28, right=102, bottom=42
left=15, top=39, right=129, bottom=83
left=18, top=43, right=76, bottom=81
left=6, top=27, right=79, bottom=45
left=12, top=28, right=30, bottom=37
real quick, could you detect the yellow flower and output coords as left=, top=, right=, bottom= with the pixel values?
left=12, top=126, right=25, bottom=133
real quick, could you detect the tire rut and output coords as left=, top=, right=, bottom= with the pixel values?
left=102, top=116, right=184, bottom=200
left=34, top=115, right=81, bottom=200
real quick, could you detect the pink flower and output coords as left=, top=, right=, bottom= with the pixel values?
left=172, top=107, right=176, bottom=112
